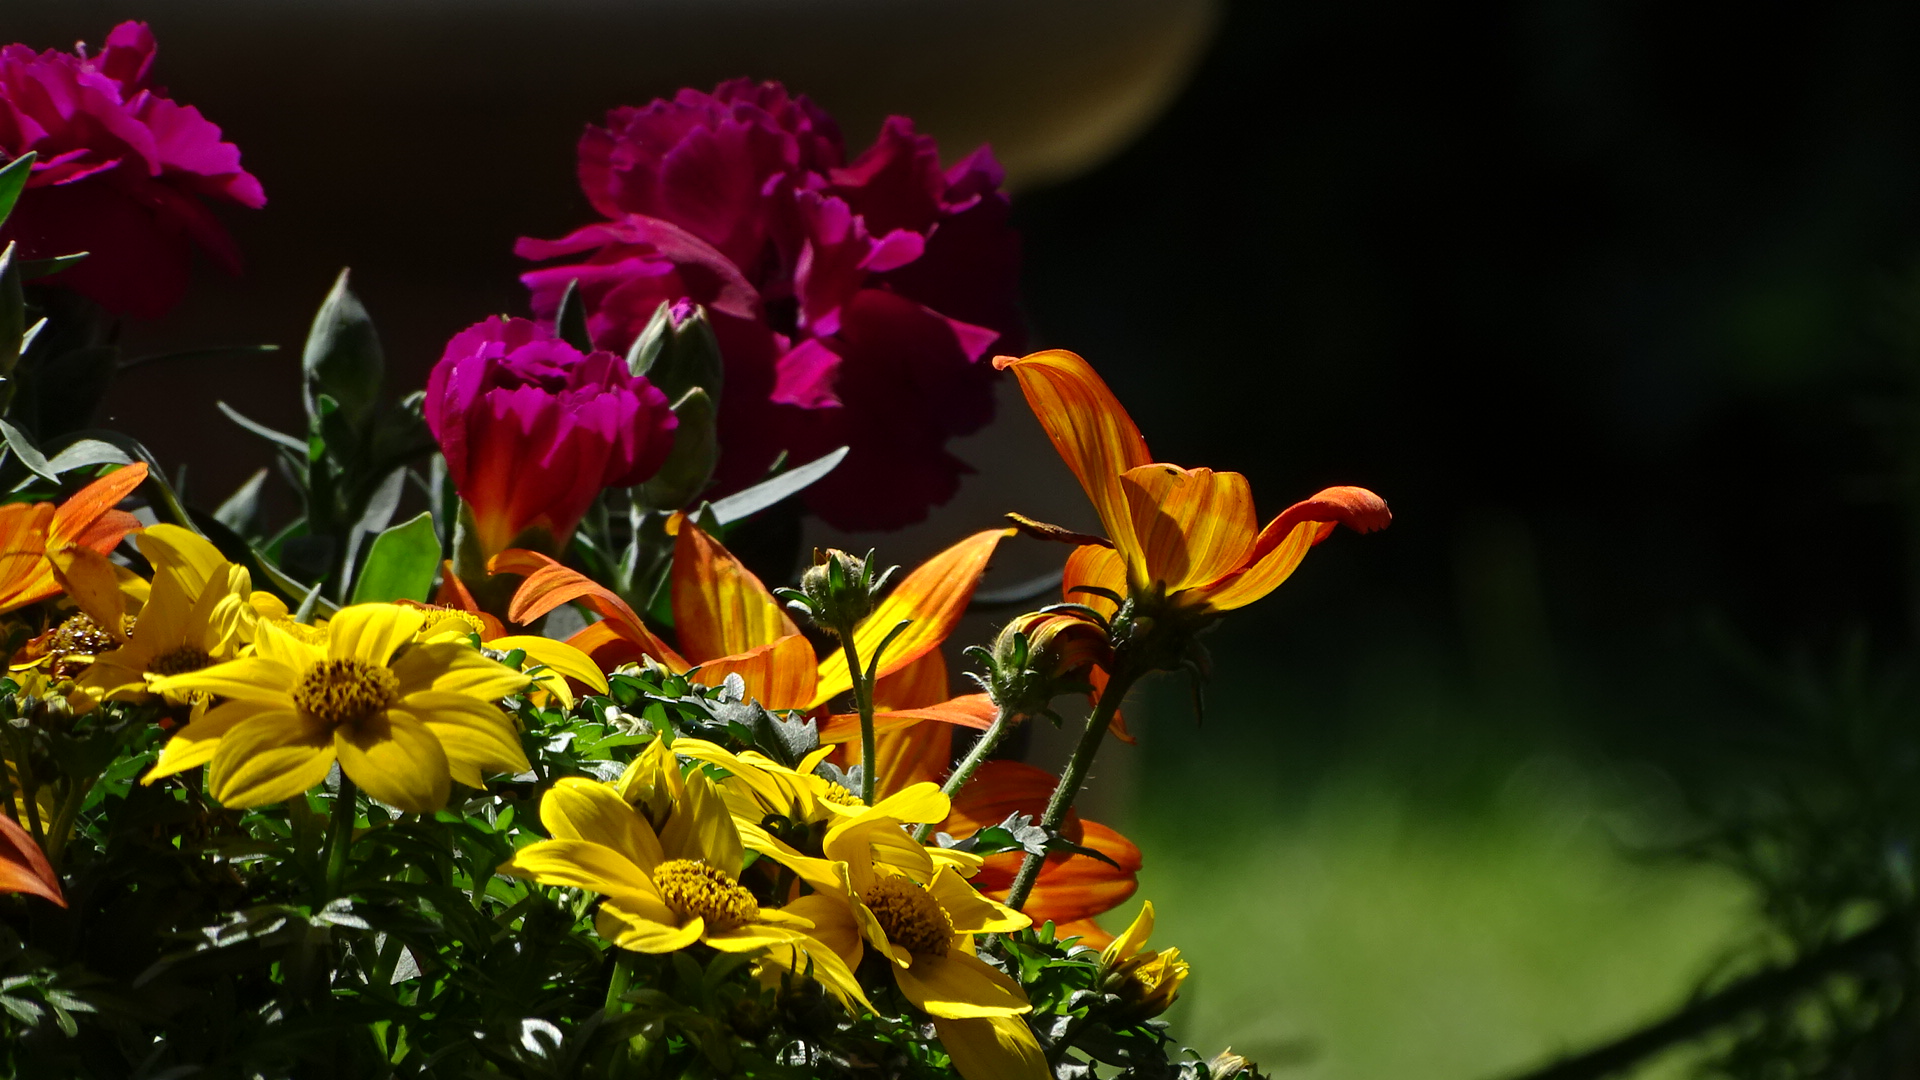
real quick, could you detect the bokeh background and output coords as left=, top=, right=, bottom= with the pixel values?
left=18, top=0, right=1920, bottom=1075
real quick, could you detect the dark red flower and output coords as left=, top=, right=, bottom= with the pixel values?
left=0, top=22, right=264, bottom=319
left=518, top=80, right=1021, bottom=530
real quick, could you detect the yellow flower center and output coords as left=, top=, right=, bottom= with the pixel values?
left=43, top=614, right=113, bottom=679
left=817, top=783, right=862, bottom=807
left=652, top=858, right=759, bottom=932
left=426, top=607, right=488, bottom=637
left=864, top=874, right=952, bottom=957
left=294, top=659, right=398, bottom=727
left=147, top=645, right=214, bottom=676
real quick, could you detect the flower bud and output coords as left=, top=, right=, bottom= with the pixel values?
left=1097, top=901, right=1190, bottom=1023
left=979, top=611, right=1110, bottom=716
left=796, top=548, right=893, bottom=632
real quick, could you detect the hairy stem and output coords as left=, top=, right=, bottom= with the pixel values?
left=837, top=627, right=878, bottom=806
left=914, top=704, right=1020, bottom=844
left=1005, top=667, right=1140, bottom=912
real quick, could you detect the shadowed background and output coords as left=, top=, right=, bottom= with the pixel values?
left=16, top=0, right=1920, bottom=1076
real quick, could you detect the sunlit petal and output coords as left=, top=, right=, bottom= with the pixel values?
left=671, top=519, right=797, bottom=661
left=334, top=709, right=450, bottom=813
left=894, top=948, right=1031, bottom=1019
left=207, top=710, right=337, bottom=808
left=993, top=350, right=1151, bottom=555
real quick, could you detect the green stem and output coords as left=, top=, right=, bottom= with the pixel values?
left=838, top=627, right=877, bottom=806
left=914, top=705, right=1020, bottom=844
left=604, top=950, right=637, bottom=1014
left=1004, top=667, right=1141, bottom=912
left=42, top=774, right=91, bottom=866
left=323, top=774, right=357, bottom=898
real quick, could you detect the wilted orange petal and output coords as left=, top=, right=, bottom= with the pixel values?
left=492, top=549, right=688, bottom=669
left=994, top=350, right=1152, bottom=557
left=0, top=814, right=64, bottom=907
left=48, top=463, right=147, bottom=550
left=1194, top=485, right=1391, bottom=612
left=1087, top=665, right=1135, bottom=745
left=672, top=521, right=796, bottom=662
left=1117, top=463, right=1257, bottom=595
left=810, top=529, right=1015, bottom=708
left=688, top=634, right=817, bottom=711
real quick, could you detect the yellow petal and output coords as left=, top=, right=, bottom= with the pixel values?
left=778, top=893, right=865, bottom=968
left=48, top=547, right=127, bottom=640
left=147, top=655, right=298, bottom=707
left=390, top=640, right=529, bottom=701
left=334, top=709, right=450, bottom=814
left=930, top=865, right=1030, bottom=935
left=993, top=349, right=1152, bottom=556
left=135, top=524, right=228, bottom=595
left=660, top=769, right=743, bottom=877
left=932, top=1016, right=1049, bottom=1080
left=865, top=782, right=950, bottom=826
left=704, top=923, right=812, bottom=952
left=207, top=710, right=337, bottom=808
left=251, top=619, right=322, bottom=670
left=595, top=900, right=703, bottom=953
left=671, top=519, right=796, bottom=661
left=812, top=529, right=1015, bottom=708
left=1117, top=463, right=1257, bottom=595
left=1102, top=900, right=1156, bottom=966
left=894, top=947, right=1031, bottom=1019
left=142, top=700, right=276, bottom=783
left=327, top=603, right=425, bottom=666
left=504, top=838, right=661, bottom=899
left=489, top=635, right=609, bottom=704
left=540, top=777, right=665, bottom=872
left=401, top=692, right=531, bottom=781
left=759, top=933, right=876, bottom=1012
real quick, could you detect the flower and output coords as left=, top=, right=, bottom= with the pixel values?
left=79, top=525, right=264, bottom=702
left=995, top=349, right=1390, bottom=616
left=498, top=739, right=868, bottom=1005
left=0, top=813, right=63, bottom=907
left=140, top=603, right=533, bottom=812
left=0, top=463, right=146, bottom=615
left=404, top=598, right=608, bottom=709
left=517, top=79, right=1023, bottom=530
left=0, top=23, right=264, bottom=318
left=424, top=316, right=677, bottom=561
left=941, top=760, right=1141, bottom=947
left=1097, top=901, right=1189, bottom=1021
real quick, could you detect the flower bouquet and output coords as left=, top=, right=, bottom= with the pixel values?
left=0, top=23, right=1386, bottom=1080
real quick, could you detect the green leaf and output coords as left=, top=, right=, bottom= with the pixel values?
left=555, top=278, right=591, bottom=353
left=41, top=437, right=132, bottom=475
left=303, top=269, right=383, bottom=425
left=213, top=467, right=270, bottom=534
left=216, top=400, right=306, bottom=454
left=20, top=253, right=86, bottom=280
left=639, top=386, right=717, bottom=511
left=351, top=512, right=441, bottom=603
left=709, top=446, right=848, bottom=526
left=0, top=152, right=33, bottom=230
left=0, top=419, right=58, bottom=483
left=0, top=242, right=23, bottom=385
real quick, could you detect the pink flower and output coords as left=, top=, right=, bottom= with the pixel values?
left=424, top=317, right=677, bottom=560
left=0, top=22, right=264, bottom=319
left=517, top=80, right=1022, bottom=531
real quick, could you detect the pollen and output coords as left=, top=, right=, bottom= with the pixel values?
left=427, top=607, right=488, bottom=637
left=43, top=613, right=114, bottom=678
left=863, top=873, right=952, bottom=957
left=818, top=783, right=862, bottom=807
left=293, top=659, right=399, bottom=728
left=652, top=858, right=759, bottom=932
left=147, top=644, right=214, bottom=676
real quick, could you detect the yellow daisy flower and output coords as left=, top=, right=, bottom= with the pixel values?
left=80, top=527, right=260, bottom=702
left=1098, top=900, right=1189, bottom=1021
left=139, top=603, right=533, bottom=812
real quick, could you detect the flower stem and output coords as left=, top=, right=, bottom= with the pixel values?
left=1004, top=667, right=1140, bottom=913
left=42, top=774, right=92, bottom=866
left=604, top=949, right=637, bottom=1014
left=323, top=773, right=357, bottom=898
left=913, top=704, right=1020, bottom=844
left=837, top=626, right=878, bottom=806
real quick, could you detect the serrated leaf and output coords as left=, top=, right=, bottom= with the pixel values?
left=708, top=446, right=848, bottom=525
left=350, top=512, right=440, bottom=603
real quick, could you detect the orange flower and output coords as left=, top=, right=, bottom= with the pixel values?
left=0, top=464, right=148, bottom=616
left=939, top=759, right=1139, bottom=946
left=994, top=350, right=1387, bottom=614
left=0, top=813, right=64, bottom=907
left=496, top=523, right=1014, bottom=715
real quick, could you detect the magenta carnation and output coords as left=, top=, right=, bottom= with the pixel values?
left=425, top=316, right=677, bottom=560
left=516, top=79, right=1022, bottom=531
left=0, top=22, right=264, bottom=320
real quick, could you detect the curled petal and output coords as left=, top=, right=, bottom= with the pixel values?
left=494, top=549, right=688, bottom=669
left=1193, top=485, right=1390, bottom=612
left=1118, top=463, right=1257, bottom=595
left=993, top=350, right=1151, bottom=553
left=49, top=463, right=148, bottom=551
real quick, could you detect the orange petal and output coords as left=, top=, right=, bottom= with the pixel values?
left=945, top=759, right=1063, bottom=836
left=492, top=549, right=687, bottom=670
left=1117, top=463, right=1257, bottom=595
left=0, top=814, right=64, bottom=907
left=874, top=649, right=950, bottom=712
left=49, top=547, right=127, bottom=638
left=1049, top=917, right=1115, bottom=949
left=0, top=502, right=57, bottom=613
left=945, top=761, right=1140, bottom=923
left=1192, top=485, right=1391, bottom=612
left=1062, top=544, right=1125, bottom=621
left=672, top=521, right=796, bottom=662
left=48, top=463, right=147, bottom=550
left=565, top=619, right=663, bottom=671
left=689, top=634, right=817, bottom=711
left=869, top=719, right=953, bottom=802
left=1087, top=665, right=1135, bottom=745
left=811, top=529, right=1014, bottom=708
left=819, top=694, right=1000, bottom=744
left=1013, top=819, right=1141, bottom=924
left=430, top=560, right=506, bottom=636
left=994, top=350, right=1151, bottom=555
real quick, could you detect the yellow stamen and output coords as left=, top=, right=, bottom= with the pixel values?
left=652, top=858, right=759, bottom=932
left=294, top=659, right=398, bottom=728
left=864, top=874, right=952, bottom=956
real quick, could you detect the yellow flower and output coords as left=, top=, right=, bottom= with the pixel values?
left=79, top=527, right=261, bottom=703
left=139, top=603, right=533, bottom=812
left=1098, top=900, right=1189, bottom=1021
left=497, top=744, right=869, bottom=1007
